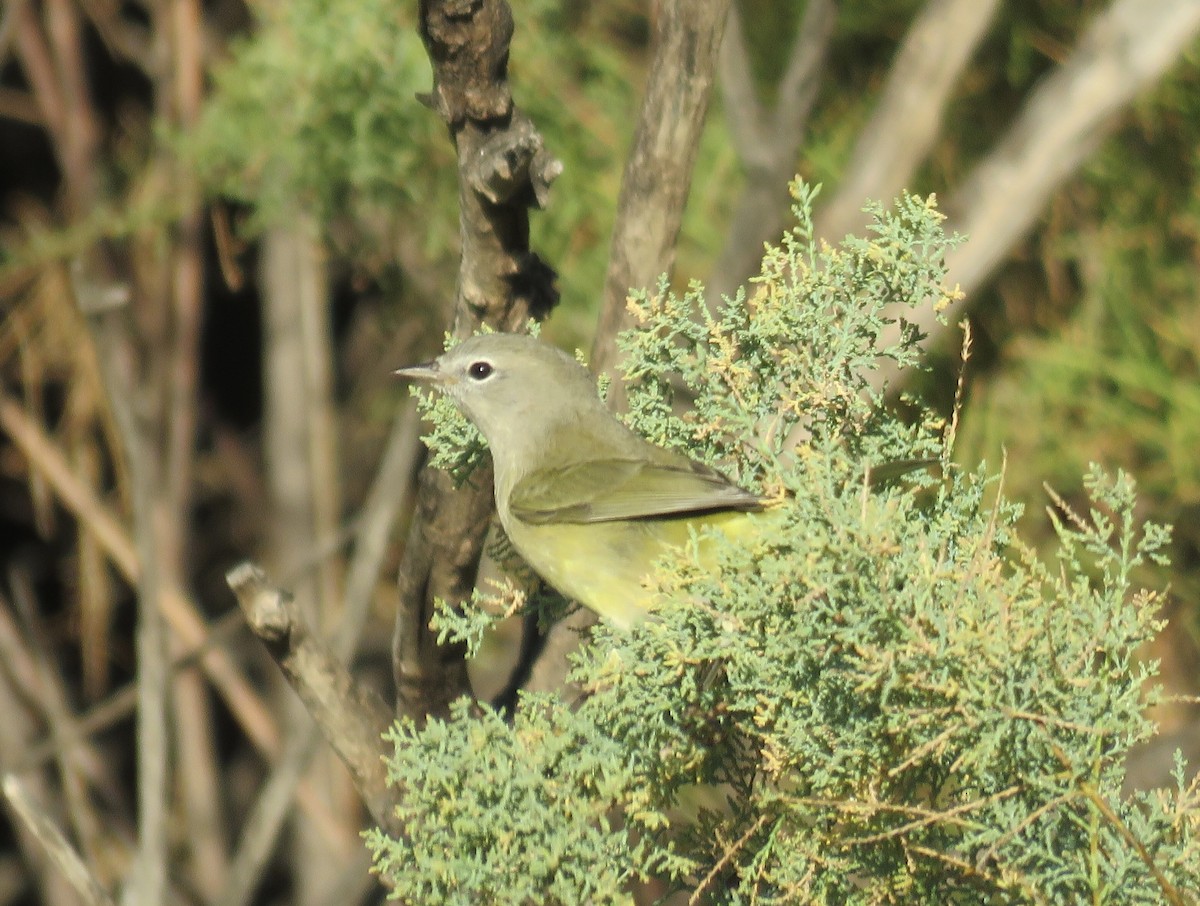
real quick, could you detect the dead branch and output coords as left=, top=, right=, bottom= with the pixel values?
left=399, top=0, right=560, bottom=722
left=226, top=562, right=402, bottom=839
left=218, top=401, right=423, bottom=905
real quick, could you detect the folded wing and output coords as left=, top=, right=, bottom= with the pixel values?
left=509, top=458, right=764, bottom=524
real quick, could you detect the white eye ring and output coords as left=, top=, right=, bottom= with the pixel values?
left=468, top=361, right=494, bottom=380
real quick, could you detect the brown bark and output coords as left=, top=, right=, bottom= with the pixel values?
left=398, top=0, right=560, bottom=722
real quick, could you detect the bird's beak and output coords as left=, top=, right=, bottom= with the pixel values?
left=393, top=360, right=444, bottom=383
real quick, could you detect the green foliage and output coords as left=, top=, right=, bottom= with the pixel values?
left=365, top=697, right=658, bottom=905
left=189, top=0, right=452, bottom=245
left=370, top=186, right=1197, bottom=903
left=408, top=375, right=489, bottom=488
left=955, top=53, right=1200, bottom=607
left=618, top=182, right=957, bottom=491
left=186, top=0, right=667, bottom=336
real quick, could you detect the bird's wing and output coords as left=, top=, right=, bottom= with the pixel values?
left=509, top=458, right=764, bottom=525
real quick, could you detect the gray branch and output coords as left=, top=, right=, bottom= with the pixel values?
left=2, top=775, right=115, bottom=906
left=815, top=0, right=1001, bottom=245
left=874, top=0, right=1200, bottom=391
left=591, top=0, right=733, bottom=393
left=707, top=0, right=836, bottom=306
left=226, top=563, right=402, bottom=840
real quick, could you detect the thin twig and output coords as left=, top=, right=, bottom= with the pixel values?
left=2, top=774, right=116, bottom=906
left=689, top=815, right=768, bottom=905
left=16, top=610, right=246, bottom=771
left=220, top=729, right=327, bottom=906
left=5, top=574, right=115, bottom=874
left=0, top=392, right=346, bottom=843
left=44, top=0, right=100, bottom=210
left=78, top=274, right=169, bottom=906
left=1079, top=783, right=1189, bottom=906
left=943, top=318, right=973, bottom=468
left=12, top=2, right=67, bottom=165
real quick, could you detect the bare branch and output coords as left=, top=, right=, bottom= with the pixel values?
left=394, top=469, right=489, bottom=719
left=258, top=222, right=351, bottom=904
left=159, top=3, right=228, bottom=893
left=592, top=0, right=733, bottom=395
left=718, top=7, right=769, bottom=171
left=220, top=730, right=333, bottom=906
left=75, top=273, right=170, bottom=906
left=2, top=775, right=116, bottom=906
left=816, top=0, right=1001, bottom=244
left=226, top=562, right=403, bottom=839
left=12, top=1, right=67, bottom=153
left=2, top=576, right=115, bottom=877
left=261, top=225, right=340, bottom=614
left=707, top=0, right=835, bottom=305
left=218, top=402, right=423, bottom=905
left=336, top=401, right=423, bottom=656
left=876, top=0, right=1200, bottom=391
left=773, top=0, right=836, bottom=143
left=43, top=0, right=102, bottom=211
left=15, top=612, right=245, bottom=773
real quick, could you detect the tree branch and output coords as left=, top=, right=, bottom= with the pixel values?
left=717, top=7, right=769, bottom=172
left=591, top=0, right=733, bottom=396
left=875, top=0, right=1200, bottom=392
left=2, top=775, right=115, bottom=906
left=707, top=0, right=835, bottom=306
left=815, top=0, right=1001, bottom=245
left=218, top=401, right=423, bottom=906
left=226, top=563, right=403, bottom=839
left=400, top=0, right=560, bottom=722
left=74, top=270, right=169, bottom=906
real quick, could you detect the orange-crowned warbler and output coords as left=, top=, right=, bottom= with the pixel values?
left=396, top=333, right=767, bottom=628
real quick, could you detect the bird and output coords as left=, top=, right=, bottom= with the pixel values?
left=396, top=333, right=767, bottom=629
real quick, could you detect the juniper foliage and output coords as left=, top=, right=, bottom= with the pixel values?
left=368, top=184, right=1198, bottom=904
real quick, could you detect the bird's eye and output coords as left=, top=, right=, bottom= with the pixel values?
left=467, top=361, right=494, bottom=380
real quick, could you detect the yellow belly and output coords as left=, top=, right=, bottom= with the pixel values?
left=504, top=510, right=761, bottom=629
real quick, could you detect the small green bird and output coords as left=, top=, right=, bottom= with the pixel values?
left=396, top=333, right=767, bottom=629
